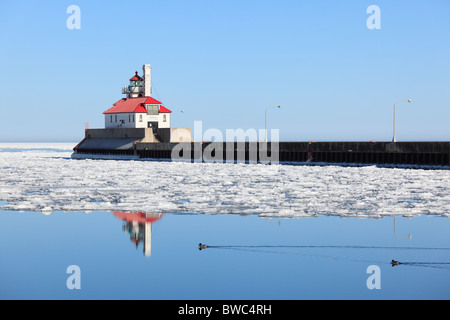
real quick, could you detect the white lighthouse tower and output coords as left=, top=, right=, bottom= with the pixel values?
left=122, top=64, right=151, bottom=98
left=123, top=71, right=144, bottom=98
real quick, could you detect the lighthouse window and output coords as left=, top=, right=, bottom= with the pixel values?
left=133, top=115, right=135, bottom=122
left=163, top=114, right=167, bottom=122
left=110, top=115, right=112, bottom=122
left=139, top=114, right=143, bottom=122
left=115, top=115, right=117, bottom=122
left=147, top=105, right=159, bottom=115
left=128, top=115, right=131, bottom=122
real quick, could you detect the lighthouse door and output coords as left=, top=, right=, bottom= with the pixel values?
left=147, top=121, right=158, bottom=130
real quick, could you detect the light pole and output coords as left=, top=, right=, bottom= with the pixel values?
left=265, top=105, right=281, bottom=142
left=392, top=99, right=412, bottom=142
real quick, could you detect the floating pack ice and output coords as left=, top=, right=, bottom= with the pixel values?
left=0, top=143, right=449, bottom=217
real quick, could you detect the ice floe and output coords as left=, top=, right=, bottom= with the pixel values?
left=0, top=143, right=449, bottom=218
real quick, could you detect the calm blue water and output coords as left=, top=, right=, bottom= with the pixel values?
left=0, top=209, right=448, bottom=300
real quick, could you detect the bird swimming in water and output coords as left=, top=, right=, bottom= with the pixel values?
left=391, top=259, right=402, bottom=266
left=198, top=243, right=208, bottom=250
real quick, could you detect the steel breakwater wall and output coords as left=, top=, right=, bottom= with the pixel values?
left=81, top=141, right=450, bottom=166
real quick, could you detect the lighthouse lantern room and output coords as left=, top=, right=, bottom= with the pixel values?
left=125, top=71, right=144, bottom=98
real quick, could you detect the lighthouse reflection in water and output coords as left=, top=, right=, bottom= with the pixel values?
left=112, top=211, right=163, bottom=257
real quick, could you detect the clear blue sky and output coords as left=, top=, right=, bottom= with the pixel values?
left=0, top=0, right=449, bottom=142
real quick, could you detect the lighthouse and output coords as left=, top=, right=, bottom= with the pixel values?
left=72, top=64, right=192, bottom=158
left=104, top=65, right=172, bottom=130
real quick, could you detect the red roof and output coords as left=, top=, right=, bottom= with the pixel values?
left=135, top=104, right=147, bottom=113
left=144, top=96, right=162, bottom=104
left=159, top=105, right=172, bottom=113
left=129, top=71, right=143, bottom=81
left=104, top=97, right=147, bottom=114
left=103, top=97, right=172, bottom=114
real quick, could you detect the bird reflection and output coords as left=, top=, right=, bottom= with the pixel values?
left=113, top=211, right=163, bottom=257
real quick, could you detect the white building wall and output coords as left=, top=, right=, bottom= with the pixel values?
left=135, top=113, right=147, bottom=128
left=158, top=113, right=171, bottom=128
left=104, top=112, right=171, bottom=129
left=105, top=113, right=146, bottom=128
left=105, top=114, right=112, bottom=128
